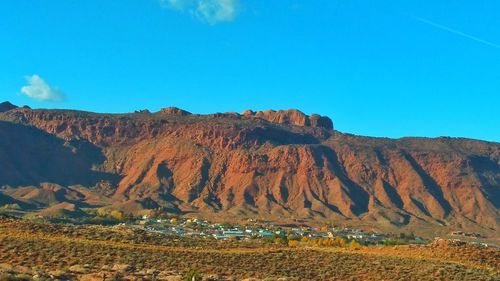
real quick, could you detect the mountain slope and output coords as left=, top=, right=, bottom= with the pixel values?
left=0, top=103, right=498, bottom=235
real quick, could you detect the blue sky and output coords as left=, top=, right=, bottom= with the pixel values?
left=0, top=0, right=499, bottom=141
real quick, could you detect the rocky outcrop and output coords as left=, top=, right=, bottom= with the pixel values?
left=0, top=102, right=498, bottom=235
left=242, top=109, right=334, bottom=130
left=158, top=107, right=191, bottom=116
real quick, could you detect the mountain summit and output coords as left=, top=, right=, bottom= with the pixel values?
left=0, top=101, right=17, bottom=112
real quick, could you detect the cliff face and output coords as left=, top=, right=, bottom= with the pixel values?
left=0, top=103, right=498, bottom=234
left=242, top=109, right=334, bottom=130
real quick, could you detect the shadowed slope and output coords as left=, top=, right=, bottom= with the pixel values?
left=0, top=121, right=119, bottom=187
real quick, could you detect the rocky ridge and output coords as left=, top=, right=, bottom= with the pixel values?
left=0, top=102, right=498, bottom=236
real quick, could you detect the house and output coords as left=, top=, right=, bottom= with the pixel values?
left=222, top=230, right=246, bottom=238
left=258, top=230, right=274, bottom=238
left=346, top=234, right=364, bottom=240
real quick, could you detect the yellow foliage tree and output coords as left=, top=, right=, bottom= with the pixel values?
left=335, top=237, right=346, bottom=248
left=349, top=240, right=362, bottom=249
left=96, top=208, right=109, bottom=217
left=110, top=210, right=125, bottom=221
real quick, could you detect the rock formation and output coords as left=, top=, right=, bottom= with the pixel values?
left=242, top=109, right=334, bottom=130
left=0, top=102, right=498, bottom=235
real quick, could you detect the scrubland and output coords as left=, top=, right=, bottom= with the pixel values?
left=0, top=217, right=498, bottom=281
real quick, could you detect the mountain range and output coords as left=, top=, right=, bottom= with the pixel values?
left=0, top=101, right=498, bottom=236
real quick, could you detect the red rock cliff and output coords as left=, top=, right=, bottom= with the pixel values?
left=0, top=104, right=498, bottom=235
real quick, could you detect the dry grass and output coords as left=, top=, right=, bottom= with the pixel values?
left=0, top=217, right=498, bottom=281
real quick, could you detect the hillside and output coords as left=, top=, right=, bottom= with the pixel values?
left=0, top=102, right=498, bottom=236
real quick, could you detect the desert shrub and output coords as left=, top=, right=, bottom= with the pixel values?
left=348, top=240, right=362, bottom=250
left=0, top=274, right=33, bottom=281
left=183, top=269, right=202, bottom=281
left=383, top=240, right=405, bottom=246
left=108, top=273, right=123, bottom=281
left=1, top=204, right=21, bottom=210
left=273, top=235, right=288, bottom=245
left=288, top=240, right=300, bottom=247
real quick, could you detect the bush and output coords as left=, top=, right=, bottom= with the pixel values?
left=348, top=240, right=362, bottom=250
left=0, top=274, right=33, bottom=281
left=273, top=236, right=288, bottom=245
left=383, top=240, right=405, bottom=246
left=1, top=204, right=21, bottom=211
left=183, top=269, right=202, bottom=281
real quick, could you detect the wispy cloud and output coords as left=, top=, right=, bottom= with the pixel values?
left=160, top=0, right=238, bottom=24
left=20, top=75, right=65, bottom=102
left=413, top=16, right=500, bottom=50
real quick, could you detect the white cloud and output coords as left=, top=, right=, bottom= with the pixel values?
left=160, top=0, right=238, bottom=24
left=20, top=75, right=65, bottom=102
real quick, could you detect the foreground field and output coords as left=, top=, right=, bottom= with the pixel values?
left=0, top=217, right=498, bottom=281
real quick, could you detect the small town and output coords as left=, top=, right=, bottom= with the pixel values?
left=127, top=214, right=421, bottom=246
